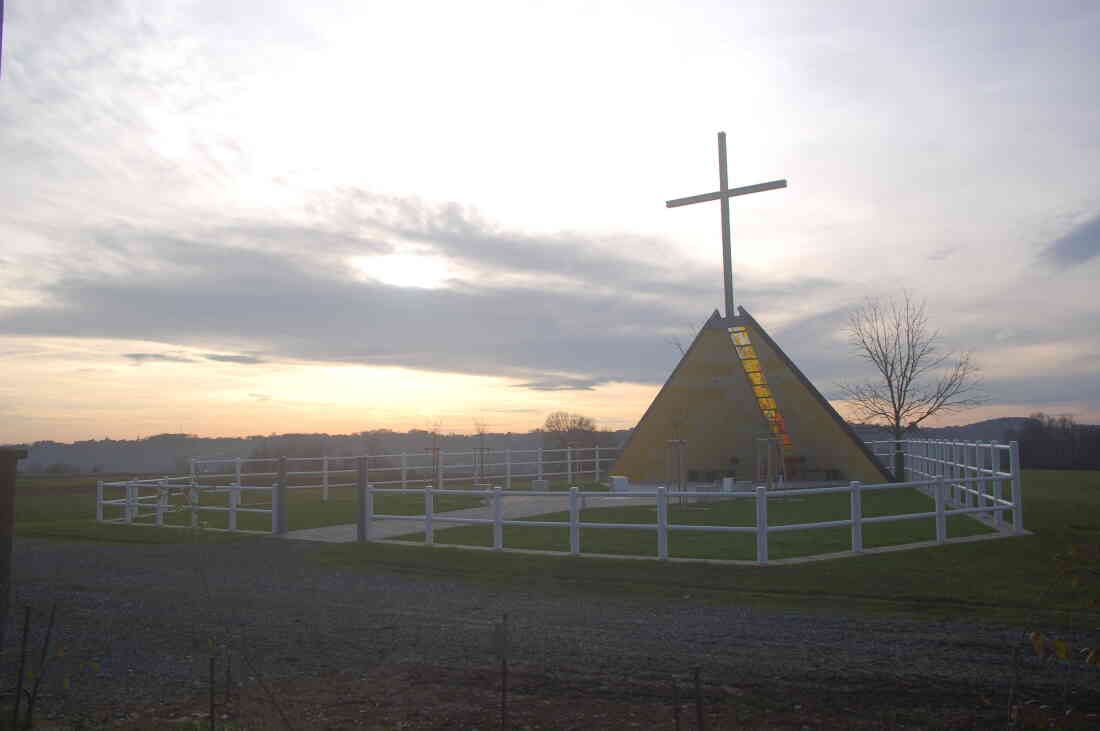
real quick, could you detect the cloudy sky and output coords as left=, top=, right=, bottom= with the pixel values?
left=2, top=0, right=1098, bottom=443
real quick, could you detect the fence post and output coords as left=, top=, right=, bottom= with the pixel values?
left=537, top=448, right=544, bottom=482
left=401, top=452, right=407, bottom=489
left=96, top=480, right=104, bottom=522
left=992, top=442, right=1003, bottom=528
left=849, top=481, right=863, bottom=553
left=569, top=486, right=580, bottom=555
left=567, top=446, right=573, bottom=484
left=492, top=486, right=504, bottom=550
left=156, top=479, right=168, bottom=527
left=935, top=476, right=947, bottom=544
left=227, top=476, right=238, bottom=532
left=656, top=486, right=669, bottom=560
left=594, top=445, right=601, bottom=483
left=126, top=482, right=136, bottom=523
left=272, top=456, right=288, bottom=535
left=1010, top=441, right=1024, bottom=534
left=190, top=480, right=199, bottom=529
left=322, top=455, right=329, bottom=502
left=434, top=449, right=443, bottom=490
left=356, top=456, right=371, bottom=542
left=425, top=487, right=434, bottom=546
left=189, top=457, right=196, bottom=488
left=234, top=456, right=242, bottom=491
left=505, top=449, right=512, bottom=490
left=755, top=486, right=768, bottom=564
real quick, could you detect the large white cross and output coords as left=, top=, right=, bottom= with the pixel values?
left=666, top=132, right=787, bottom=319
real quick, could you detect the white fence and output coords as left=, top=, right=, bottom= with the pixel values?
left=96, top=446, right=621, bottom=534
left=96, top=440, right=1024, bottom=564
left=359, top=440, right=1023, bottom=564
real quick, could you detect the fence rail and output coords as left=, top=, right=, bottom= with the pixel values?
left=96, top=440, right=1024, bottom=564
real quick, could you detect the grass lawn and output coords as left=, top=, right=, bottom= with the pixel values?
left=313, top=470, right=1100, bottom=626
left=386, top=485, right=997, bottom=561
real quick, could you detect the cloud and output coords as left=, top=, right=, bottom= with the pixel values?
left=1039, top=213, right=1100, bottom=268
left=204, top=353, right=265, bottom=364
left=124, top=353, right=195, bottom=365
left=248, top=393, right=272, bottom=401
left=0, top=211, right=841, bottom=389
left=513, top=377, right=603, bottom=392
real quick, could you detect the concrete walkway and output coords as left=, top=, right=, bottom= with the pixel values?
left=281, top=493, right=655, bottom=543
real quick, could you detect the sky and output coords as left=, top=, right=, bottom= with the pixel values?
left=2, top=0, right=1099, bottom=443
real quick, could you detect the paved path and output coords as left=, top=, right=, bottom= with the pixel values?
left=282, top=493, right=654, bottom=543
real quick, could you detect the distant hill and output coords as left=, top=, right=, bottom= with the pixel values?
left=849, top=417, right=1036, bottom=444
left=11, top=428, right=633, bottom=475
left=9, top=417, right=1082, bottom=475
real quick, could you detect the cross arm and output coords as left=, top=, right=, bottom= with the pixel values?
left=666, top=179, right=788, bottom=208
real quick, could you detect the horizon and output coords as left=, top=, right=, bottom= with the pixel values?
left=3, top=1, right=1099, bottom=443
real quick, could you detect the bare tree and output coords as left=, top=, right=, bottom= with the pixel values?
left=838, top=291, right=985, bottom=480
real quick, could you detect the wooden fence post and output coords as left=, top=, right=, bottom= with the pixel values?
left=400, top=452, right=407, bottom=489
left=356, top=456, right=370, bottom=542
left=158, top=478, right=168, bottom=528
left=492, top=487, right=504, bottom=550
left=0, top=447, right=28, bottom=656
left=594, top=445, right=601, bottom=483
left=935, top=476, right=947, bottom=544
left=425, top=487, right=434, bottom=546
left=569, top=486, right=580, bottom=555
left=656, top=486, right=669, bottom=560
left=755, top=486, right=769, bottom=564
left=505, top=449, right=512, bottom=490
left=567, top=446, right=573, bottom=484
left=96, top=480, right=104, bottom=522
left=849, top=481, right=863, bottom=553
left=272, top=456, right=288, bottom=535
left=322, top=455, right=329, bottom=502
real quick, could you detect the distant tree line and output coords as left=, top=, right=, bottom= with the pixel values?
left=1006, top=413, right=1100, bottom=470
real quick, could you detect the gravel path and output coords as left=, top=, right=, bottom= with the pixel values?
left=4, top=536, right=1092, bottom=723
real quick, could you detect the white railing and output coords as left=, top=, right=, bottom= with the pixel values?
left=866, top=438, right=1022, bottom=533
left=96, top=446, right=620, bottom=535
left=355, top=440, right=1024, bottom=563
left=96, top=440, right=1023, bottom=564
left=96, top=475, right=276, bottom=534
left=188, top=446, right=621, bottom=501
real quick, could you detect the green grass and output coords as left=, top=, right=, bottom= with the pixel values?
left=312, top=470, right=1100, bottom=626
left=388, top=485, right=995, bottom=560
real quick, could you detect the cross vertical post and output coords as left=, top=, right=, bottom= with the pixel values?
left=718, top=132, right=734, bottom=320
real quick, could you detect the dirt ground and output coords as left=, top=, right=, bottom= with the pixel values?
left=91, top=661, right=1099, bottom=730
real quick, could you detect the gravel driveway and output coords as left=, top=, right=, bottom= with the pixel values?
left=5, top=535, right=1094, bottom=725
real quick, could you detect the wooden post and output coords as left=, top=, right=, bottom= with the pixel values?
left=96, top=480, right=104, bottom=522
left=356, top=456, right=369, bottom=542
left=505, top=449, right=512, bottom=490
left=272, top=456, right=288, bottom=535
left=755, top=486, right=768, bottom=564
left=849, top=481, right=863, bottom=553
left=1010, top=441, right=1024, bottom=534
left=935, top=476, right=947, bottom=544
left=322, top=455, right=329, bottom=502
left=425, top=487, right=434, bottom=546
left=567, top=446, right=573, bottom=484
left=656, top=486, right=669, bottom=560
left=157, top=478, right=168, bottom=527
left=537, top=448, right=544, bottom=481
left=569, top=486, right=580, bottom=555
left=594, top=445, right=601, bottom=483
left=492, top=487, right=503, bottom=550
left=0, top=447, right=27, bottom=657
left=401, top=452, right=407, bottom=489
